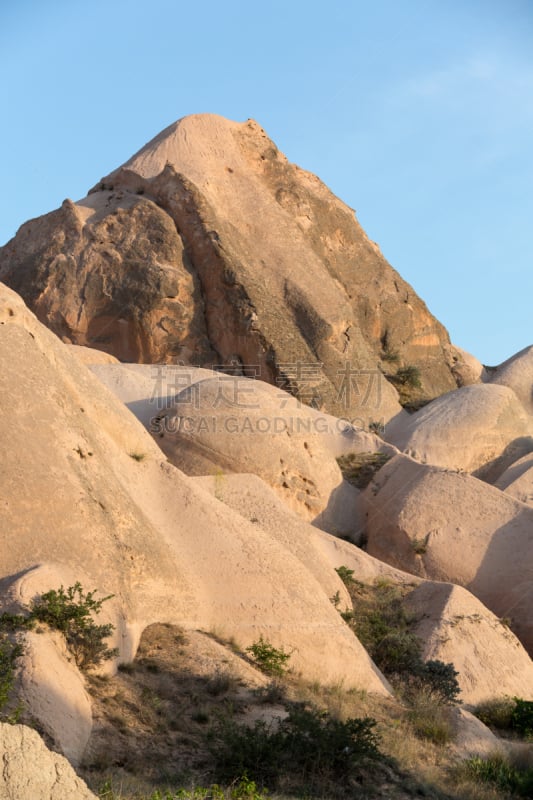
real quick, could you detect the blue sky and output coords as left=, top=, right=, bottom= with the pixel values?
left=1, top=0, right=532, bottom=364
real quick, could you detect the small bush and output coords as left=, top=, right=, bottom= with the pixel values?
left=209, top=706, right=382, bottom=793
left=0, top=635, right=23, bottom=720
left=348, top=581, right=413, bottom=659
left=416, top=660, right=461, bottom=705
left=229, top=776, right=270, bottom=799
left=368, top=420, right=385, bottom=437
left=391, top=366, right=422, bottom=389
left=334, top=565, right=355, bottom=586
left=117, top=661, right=136, bottom=674
left=411, top=536, right=429, bottom=555
left=245, top=638, right=290, bottom=678
left=512, top=698, right=533, bottom=739
left=30, top=583, right=118, bottom=670
left=0, top=613, right=34, bottom=631
left=373, top=630, right=422, bottom=676
left=381, top=348, right=399, bottom=363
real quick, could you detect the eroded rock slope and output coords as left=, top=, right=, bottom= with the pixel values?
left=0, top=114, right=468, bottom=427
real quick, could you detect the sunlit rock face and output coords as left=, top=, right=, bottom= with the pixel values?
left=0, top=113, right=464, bottom=428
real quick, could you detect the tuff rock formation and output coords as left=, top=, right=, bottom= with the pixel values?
left=384, top=383, right=533, bottom=476
left=2, top=114, right=533, bottom=795
left=0, top=114, right=470, bottom=428
left=363, top=454, right=533, bottom=655
left=0, top=281, right=392, bottom=760
left=0, top=723, right=97, bottom=800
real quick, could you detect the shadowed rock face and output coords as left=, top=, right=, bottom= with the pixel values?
left=0, top=113, right=462, bottom=425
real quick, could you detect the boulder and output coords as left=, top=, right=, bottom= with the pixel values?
left=449, top=346, right=486, bottom=387
left=486, top=345, right=533, bottom=415
left=451, top=708, right=507, bottom=759
left=364, top=454, right=533, bottom=655
left=0, top=723, right=97, bottom=800
left=495, top=452, right=533, bottom=506
left=88, top=362, right=215, bottom=428
left=384, top=384, right=531, bottom=475
left=152, top=374, right=347, bottom=520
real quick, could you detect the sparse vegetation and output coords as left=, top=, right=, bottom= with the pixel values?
left=380, top=333, right=400, bottom=363
left=381, top=347, right=400, bottom=363
left=384, top=364, right=428, bottom=409
left=406, top=693, right=454, bottom=745
left=206, top=671, right=238, bottom=697
left=334, top=565, right=355, bottom=585
left=76, top=621, right=521, bottom=800
left=411, top=534, right=430, bottom=555
left=336, top=451, right=391, bottom=489
left=390, top=365, right=422, bottom=389
left=368, top=419, right=385, bottom=436
left=456, top=752, right=533, bottom=797
left=129, top=451, right=147, bottom=461
left=99, top=777, right=269, bottom=799
left=333, top=576, right=460, bottom=745
left=245, top=638, right=291, bottom=678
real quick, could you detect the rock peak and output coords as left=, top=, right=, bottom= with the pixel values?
left=0, top=114, right=463, bottom=425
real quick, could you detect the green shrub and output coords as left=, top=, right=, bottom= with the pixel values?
left=0, top=635, right=23, bottom=720
left=31, top=583, right=118, bottom=670
left=417, top=659, right=460, bottom=704
left=100, top=783, right=226, bottom=800
left=245, top=637, right=290, bottom=678
left=209, top=706, right=382, bottom=793
left=0, top=612, right=34, bottom=631
left=372, top=630, right=422, bottom=676
left=228, top=777, right=269, bottom=799
left=334, top=565, right=355, bottom=586
left=512, top=698, right=533, bottom=739
left=368, top=420, right=385, bottom=437
left=381, top=348, right=399, bottom=363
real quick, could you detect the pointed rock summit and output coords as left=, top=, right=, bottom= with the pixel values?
left=0, top=114, right=466, bottom=426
